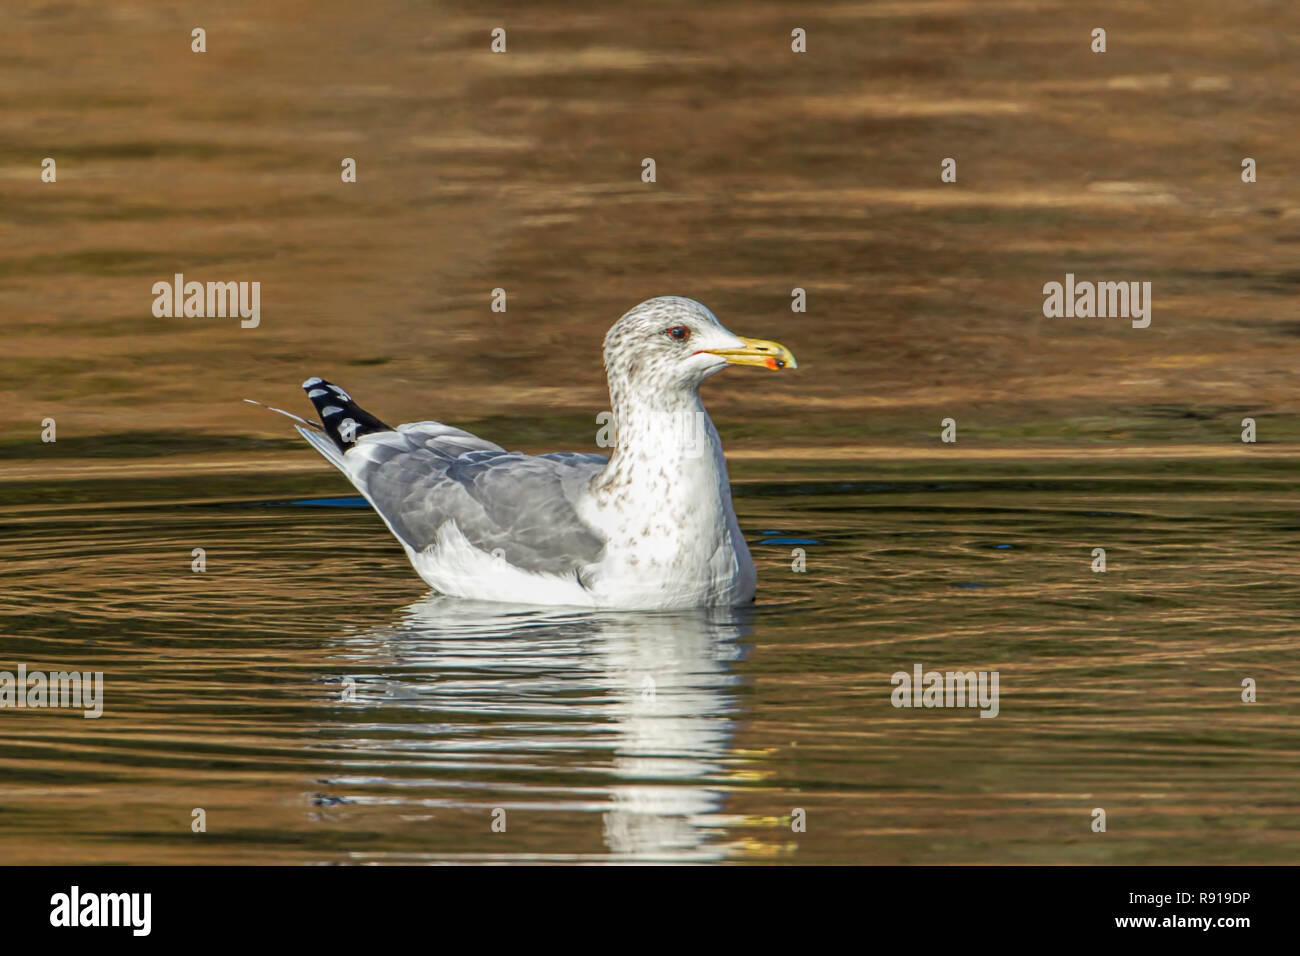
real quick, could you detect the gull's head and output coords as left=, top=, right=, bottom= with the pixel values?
left=603, top=296, right=797, bottom=395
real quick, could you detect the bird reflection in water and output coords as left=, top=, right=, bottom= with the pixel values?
left=324, top=597, right=756, bottom=862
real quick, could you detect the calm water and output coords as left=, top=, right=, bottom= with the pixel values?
left=2, top=461, right=1297, bottom=864
left=2, top=0, right=1299, bottom=863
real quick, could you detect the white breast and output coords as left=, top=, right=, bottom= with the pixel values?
left=578, top=405, right=756, bottom=609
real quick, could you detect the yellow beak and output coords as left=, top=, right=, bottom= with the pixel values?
left=704, top=336, right=798, bottom=370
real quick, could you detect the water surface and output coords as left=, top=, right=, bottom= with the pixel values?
left=2, top=460, right=1296, bottom=864
left=1, top=0, right=1298, bottom=863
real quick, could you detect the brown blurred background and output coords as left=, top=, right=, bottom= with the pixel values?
left=3, top=0, right=1298, bottom=485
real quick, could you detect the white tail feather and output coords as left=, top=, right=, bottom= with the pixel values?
left=243, top=398, right=322, bottom=430
left=295, top=424, right=347, bottom=473
left=246, top=397, right=347, bottom=472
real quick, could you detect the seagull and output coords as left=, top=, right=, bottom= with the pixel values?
left=250, top=296, right=797, bottom=609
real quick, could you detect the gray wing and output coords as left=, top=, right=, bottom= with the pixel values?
left=345, top=421, right=609, bottom=574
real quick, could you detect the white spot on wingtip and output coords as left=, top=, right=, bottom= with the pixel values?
left=308, top=389, right=328, bottom=398
left=302, top=377, right=323, bottom=388
left=330, top=385, right=352, bottom=401
left=321, top=405, right=344, bottom=416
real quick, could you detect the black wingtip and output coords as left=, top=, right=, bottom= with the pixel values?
left=301, top=377, right=391, bottom=453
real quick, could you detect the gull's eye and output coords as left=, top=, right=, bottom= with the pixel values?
left=666, top=325, right=690, bottom=341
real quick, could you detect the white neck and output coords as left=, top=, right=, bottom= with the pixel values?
left=579, top=380, right=756, bottom=606
left=593, top=387, right=728, bottom=508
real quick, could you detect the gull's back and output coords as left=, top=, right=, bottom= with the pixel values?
left=345, top=426, right=609, bottom=576
left=291, top=379, right=613, bottom=604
